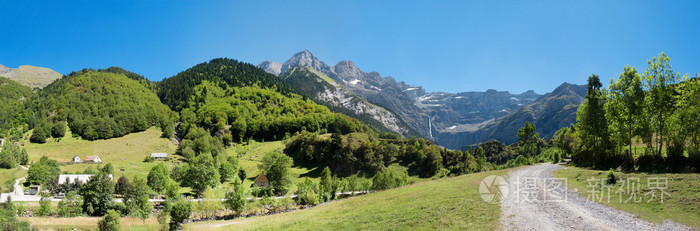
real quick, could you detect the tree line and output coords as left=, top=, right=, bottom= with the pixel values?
left=559, top=52, right=700, bottom=172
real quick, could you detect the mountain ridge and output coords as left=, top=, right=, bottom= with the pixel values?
left=0, top=64, right=62, bottom=88
left=257, top=50, right=586, bottom=149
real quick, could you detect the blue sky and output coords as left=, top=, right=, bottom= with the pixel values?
left=1, top=0, right=698, bottom=94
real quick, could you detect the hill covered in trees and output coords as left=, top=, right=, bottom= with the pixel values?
left=158, top=58, right=297, bottom=111
left=177, top=81, right=368, bottom=146
left=33, top=69, right=174, bottom=141
left=0, top=76, right=34, bottom=135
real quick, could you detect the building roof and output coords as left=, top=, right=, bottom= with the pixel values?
left=254, top=174, right=268, bottom=183
left=84, top=156, right=100, bottom=161
left=151, top=153, right=168, bottom=158
left=58, top=174, right=113, bottom=184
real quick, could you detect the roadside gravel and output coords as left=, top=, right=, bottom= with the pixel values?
left=500, top=163, right=691, bottom=231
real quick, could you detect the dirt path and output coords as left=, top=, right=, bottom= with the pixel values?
left=500, top=163, right=691, bottom=231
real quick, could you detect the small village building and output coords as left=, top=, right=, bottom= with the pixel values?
left=58, top=174, right=113, bottom=185
left=83, top=155, right=102, bottom=163
left=72, top=155, right=82, bottom=163
left=254, top=174, right=269, bottom=188
left=150, top=153, right=168, bottom=160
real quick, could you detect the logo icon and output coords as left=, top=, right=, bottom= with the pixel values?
left=479, top=175, right=509, bottom=204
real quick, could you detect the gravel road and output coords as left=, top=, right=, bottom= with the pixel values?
left=500, top=163, right=692, bottom=231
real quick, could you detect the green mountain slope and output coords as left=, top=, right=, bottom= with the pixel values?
left=38, top=69, right=173, bottom=140
left=0, top=64, right=62, bottom=88
left=158, top=58, right=296, bottom=111
left=178, top=81, right=368, bottom=144
left=0, top=77, right=33, bottom=134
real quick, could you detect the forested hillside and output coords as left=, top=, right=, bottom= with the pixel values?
left=33, top=69, right=173, bottom=142
left=158, top=58, right=296, bottom=111
left=178, top=81, right=368, bottom=145
left=0, top=77, right=34, bottom=135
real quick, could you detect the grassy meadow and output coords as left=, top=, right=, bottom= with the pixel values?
left=555, top=166, right=700, bottom=229
left=18, top=216, right=161, bottom=231
left=20, top=127, right=178, bottom=180
left=183, top=169, right=507, bottom=230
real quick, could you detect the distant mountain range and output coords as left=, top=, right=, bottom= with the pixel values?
left=0, top=64, right=61, bottom=88
left=259, top=50, right=587, bottom=149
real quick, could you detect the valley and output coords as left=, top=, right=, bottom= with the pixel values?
left=1, top=2, right=698, bottom=229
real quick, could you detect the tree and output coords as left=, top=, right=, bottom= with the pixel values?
left=0, top=196, right=30, bottom=230
left=97, top=209, right=121, bottom=231
left=258, top=152, right=293, bottom=195
left=642, top=52, right=681, bottom=156
left=183, top=153, right=219, bottom=197
left=35, top=194, right=52, bottom=216
left=80, top=171, right=114, bottom=216
left=169, top=200, right=192, bottom=227
left=576, top=74, right=611, bottom=167
left=51, top=122, right=66, bottom=138
left=30, top=123, right=48, bottom=143
left=114, top=176, right=130, bottom=196
left=319, top=167, right=332, bottom=194
left=123, top=176, right=152, bottom=223
left=147, top=163, right=170, bottom=194
left=57, top=191, right=83, bottom=217
left=475, top=147, right=486, bottom=172
left=238, top=169, right=247, bottom=182
left=294, top=177, right=318, bottom=205
left=224, top=177, right=247, bottom=216
left=27, top=156, right=60, bottom=185
left=607, top=66, right=645, bottom=156
left=517, top=122, right=540, bottom=157
left=101, top=163, right=114, bottom=175
left=218, top=156, right=238, bottom=183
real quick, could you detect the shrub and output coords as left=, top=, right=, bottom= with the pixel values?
left=606, top=169, right=616, bottom=185
left=35, top=195, right=52, bottom=216
left=552, top=151, right=561, bottom=164
left=97, top=209, right=121, bottom=231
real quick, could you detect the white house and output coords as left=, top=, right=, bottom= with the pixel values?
left=58, top=174, right=113, bottom=184
left=72, top=155, right=82, bottom=163
left=150, top=153, right=168, bottom=160
left=83, top=156, right=102, bottom=163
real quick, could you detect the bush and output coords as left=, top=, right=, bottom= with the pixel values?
left=57, top=191, right=83, bottom=217
left=97, top=209, right=121, bottom=231
left=371, top=168, right=408, bottom=191
left=170, top=200, right=192, bottom=226
left=295, top=178, right=318, bottom=205
left=606, top=169, right=616, bottom=185
left=552, top=151, right=561, bottom=164
left=35, top=195, right=52, bottom=216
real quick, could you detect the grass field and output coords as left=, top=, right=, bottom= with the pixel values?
left=18, top=216, right=161, bottom=230
left=184, top=169, right=507, bottom=230
left=555, top=166, right=700, bottom=229
left=0, top=167, right=25, bottom=192
left=230, top=140, right=319, bottom=194
left=20, top=127, right=179, bottom=180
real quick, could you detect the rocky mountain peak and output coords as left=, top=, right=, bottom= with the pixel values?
left=280, top=50, right=331, bottom=74
left=257, top=61, right=282, bottom=76
left=333, top=60, right=363, bottom=81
